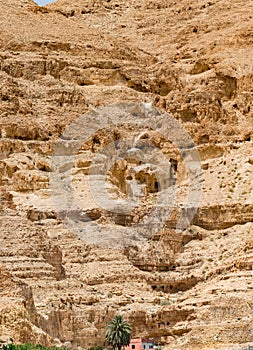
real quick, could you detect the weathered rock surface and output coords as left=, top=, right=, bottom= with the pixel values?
left=0, top=0, right=253, bottom=349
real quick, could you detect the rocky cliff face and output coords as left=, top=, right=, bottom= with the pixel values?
left=0, top=0, right=253, bottom=349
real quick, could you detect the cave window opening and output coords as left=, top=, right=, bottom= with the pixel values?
left=93, top=136, right=100, bottom=144
left=132, top=346, right=135, bottom=350
left=113, top=132, right=120, bottom=141
left=155, top=181, right=160, bottom=192
left=170, top=158, right=178, bottom=172
left=159, top=322, right=165, bottom=328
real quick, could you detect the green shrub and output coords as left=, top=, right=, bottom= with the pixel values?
left=88, top=346, right=104, bottom=350
left=2, top=344, right=69, bottom=350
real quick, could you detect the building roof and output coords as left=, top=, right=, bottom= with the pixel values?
left=129, top=338, right=155, bottom=343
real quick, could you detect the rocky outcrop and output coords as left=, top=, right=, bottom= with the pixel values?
left=0, top=0, right=253, bottom=349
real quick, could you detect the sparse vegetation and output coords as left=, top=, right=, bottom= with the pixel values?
left=88, top=346, right=104, bottom=350
left=2, top=345, right=68, bottom=350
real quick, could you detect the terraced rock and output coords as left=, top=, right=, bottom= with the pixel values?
left=0, top=0, right=252, bottom=349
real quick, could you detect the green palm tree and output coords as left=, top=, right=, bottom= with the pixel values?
left=106, top=315, right=132, bottom=350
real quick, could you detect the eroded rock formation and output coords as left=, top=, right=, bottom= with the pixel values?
left=0, top=0, right=253, bottom=349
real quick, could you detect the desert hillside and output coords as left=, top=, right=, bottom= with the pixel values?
left=0, top=0, right=253, bottom=349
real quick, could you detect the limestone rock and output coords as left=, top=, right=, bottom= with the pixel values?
left=0, top=0, right=253, bottom=349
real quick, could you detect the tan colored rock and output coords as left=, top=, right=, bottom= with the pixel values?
left=0, top=0, right=253, bottom=349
